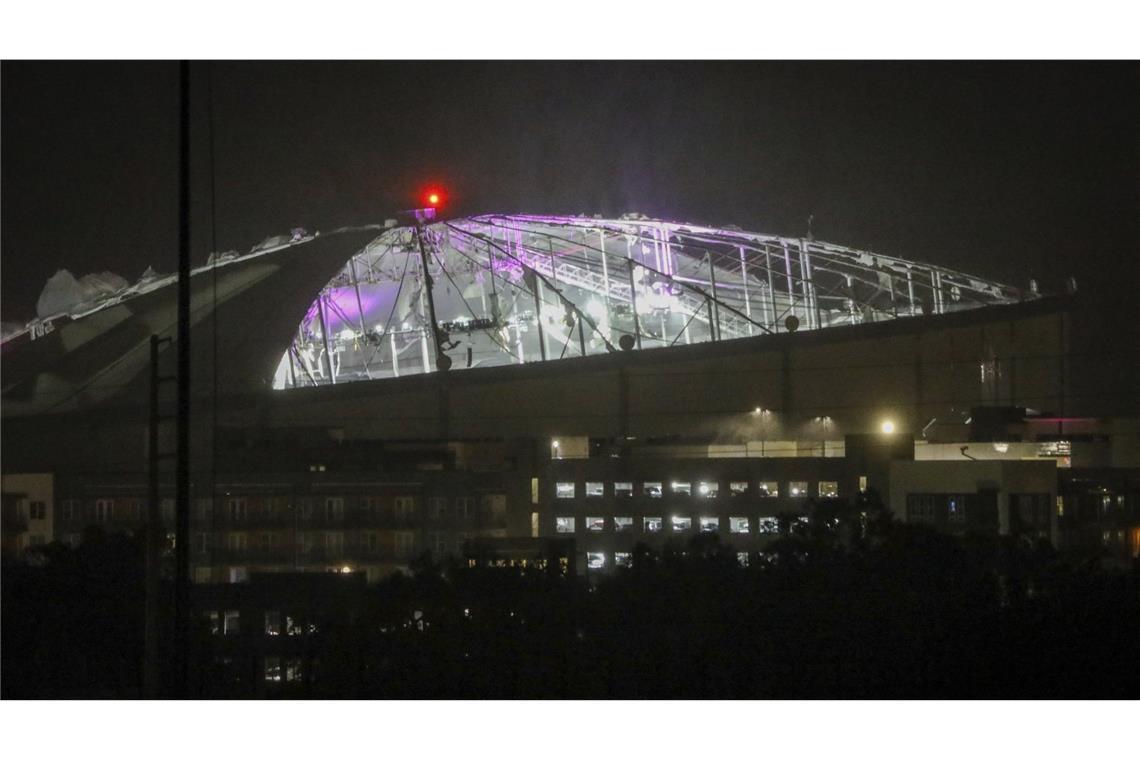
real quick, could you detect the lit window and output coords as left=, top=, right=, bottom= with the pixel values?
left=818, top=481, right=839, bottom=498
left=207, top=611, right=220, bottom=635
left=264, top=657, right=282, bottom=683
left=858, top=475, right=868, bottom=493
left=948, top=495, right=966, bottom=522
left=699, top=516, right=719, bottom=532
left=556, top=482, right=576, bottom=499
left=555, top=517, right=576, bottom=534
left=736, top=552, right=750, bottom=568
left=586, top=516, right=605, bottom=532
left=793, top=516, right=810, bottom=534
left=757, top=481, right=778, bottom=498
left=757, top=517, right=779, bottom=534
left=614, top=482, right=633, bottom=498
left=614, top=552, right=632, bottom=568
left=730, top=517, right=750, bottom=533
left=643, top=516, right=663, bottom=533
left=789, top=481, right=808, bottom=498
left=643, top=482, right=663, bottom=498
left=671, top=516, right=692, bottom=531
left=223, top=610, right=240, bottom=635
left=265, top=611, right=281, bottom=636
left=697, top=481, right=719, bottom=498
left=614, top=516, right=633, bottom=531
left=729, top=482, right=749, bottom=496
left=671, top=482, right=692, bottom=496
left=586, top=552, right=606, bottom=570
left=531, top=477, right=539, bottom=504
left=285, top=658, right=303, bottom=683
left=229, top=567, right=248, bottom=583
left=585, top=482, right=604, bottom=498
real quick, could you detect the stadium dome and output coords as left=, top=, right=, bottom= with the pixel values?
left=1, top=214, right=1031, bottom=417
left=274, top=214, right=1027, bottom=389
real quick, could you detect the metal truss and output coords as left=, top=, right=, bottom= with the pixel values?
left=274, top=215, right=1029, bottom=389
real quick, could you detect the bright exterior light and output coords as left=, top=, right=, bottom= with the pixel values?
left=340, top=565, right=352, bottom=573
left=551, top=439, right=560, bottom=448
left=880, top=420, right=895, bottom=434
left=428, top=193, right=439, bottom=205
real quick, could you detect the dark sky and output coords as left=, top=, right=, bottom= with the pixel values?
left=3, top=61, right=1137, bottom=322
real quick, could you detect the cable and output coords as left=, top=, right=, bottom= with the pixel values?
left=425, top=230, right=521, bottom=363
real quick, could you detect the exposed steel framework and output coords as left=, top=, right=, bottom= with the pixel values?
left=275, top=214, right=1028, bottom=389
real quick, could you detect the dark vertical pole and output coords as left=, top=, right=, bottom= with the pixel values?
left=707, top=251, right=720, bottom=341
left=627, top=260, right=642, bottom=349
left=316, top=295, right=336, bottom=384
left=415, top=223, right=450, bottom=371
left=531, top=279, right=547, bottom=362
left=174, top=60, right=192, bottom=699
left=144, top=334, right=161, bottom=697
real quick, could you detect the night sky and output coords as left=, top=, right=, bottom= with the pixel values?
left=3, top=61, right=1137, bottom=322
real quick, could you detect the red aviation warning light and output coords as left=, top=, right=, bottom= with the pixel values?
left=411, top=187, right=446, bottom=223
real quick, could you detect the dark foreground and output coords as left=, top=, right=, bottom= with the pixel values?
left=4, top=508, right=1138, bottom=698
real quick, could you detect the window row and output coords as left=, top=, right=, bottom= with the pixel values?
left=555, top=480, right=838, bottom=500
left=199, top=530, right=477, bottom=558
left=205, top=610, right=320, bottom=637
left=585, top=550, right=778, bottom=570
left=555, top=515, right=810, bottom=535
left=58, top=495, right=496, bottom=523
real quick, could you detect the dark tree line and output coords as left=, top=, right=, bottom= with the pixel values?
left=4, top=501, right=1138, bottom=698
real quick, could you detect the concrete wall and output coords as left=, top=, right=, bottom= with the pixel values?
left=889, top=460, right=1057, bottom=538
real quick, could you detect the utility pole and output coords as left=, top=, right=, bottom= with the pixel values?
left=174, top=59, right=192, bottom=698
left=144, top=334, right=172, bottom=697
